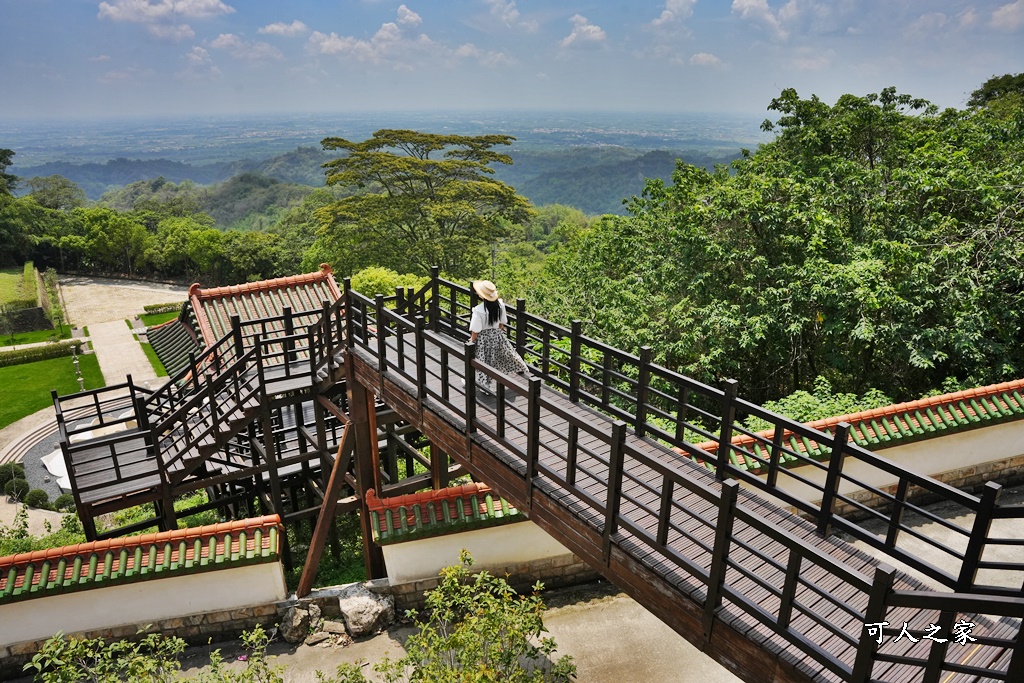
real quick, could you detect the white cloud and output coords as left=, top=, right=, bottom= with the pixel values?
left=259, top=20, right=308, bottom=37
left=992, top=0, right=1024, bottom=30
left=484, top=0, right=538, bottom=32
left=689, top=52, right=723, bottom=66
left=789, top=47, right=832, bottom=71
left=90, top=54, right=112, bottom=62
left=652, top=0, right=697, bottom=28
left=210, top=33, right=283, bottom=61
left=397, top=4, right=422, bottom=27
left=148, top=23, right=195, bottom=40
left=905, top=12, right=948, bottom=39
left=178, top=45, right=221, bottom=79
left=97, top=0, right=235, bottom=23
left=560, top=14, right=606, bottom=48
left=731, top=0, right=790, bottom=40
left=958, top=7, right=978, bottom=28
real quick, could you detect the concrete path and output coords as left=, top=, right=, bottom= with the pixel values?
left=88, top=320, right=159, bottom=387
left=60, top=276, right=186, bottom=326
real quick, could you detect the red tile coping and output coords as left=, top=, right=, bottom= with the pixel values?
left=690, top=377, right=1024, bottom=457
left=365, top=482, right=492, bottom=513
left=188, top=264, right=338, bottom=301
left=0, top=515, right=281, bottom=569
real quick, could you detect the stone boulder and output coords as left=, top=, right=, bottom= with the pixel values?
left=279, top=602, right=322, bottom=644
left=337, top=583, right=395, bottom=637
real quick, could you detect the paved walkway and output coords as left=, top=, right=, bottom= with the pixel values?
left=89, top=320, right=159, bottom=387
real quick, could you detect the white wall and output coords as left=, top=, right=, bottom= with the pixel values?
left=746, top=420, right=1024, bottom=507
left=382, top=520, right=572, bottom=585
left=0, top=562, right=287, bottom=648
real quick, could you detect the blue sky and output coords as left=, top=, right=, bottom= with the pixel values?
left=2, top=0, right=1023, bottom=120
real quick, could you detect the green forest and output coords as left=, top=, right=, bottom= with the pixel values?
left=2, top=74, right=1023, bottom=409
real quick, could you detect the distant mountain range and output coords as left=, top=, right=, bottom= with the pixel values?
left=14, top=144, right=740, bottom=216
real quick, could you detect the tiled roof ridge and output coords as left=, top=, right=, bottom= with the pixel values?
left=695, top=377, right=1024, bottom=456
left=366, top=482, right=492, bottom=512
left=0, top=515, right=281, bottom=568
left=190, top=264, right=337, bottom=301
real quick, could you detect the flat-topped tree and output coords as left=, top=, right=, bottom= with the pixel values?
left=318, top=129, right=533, bottom=278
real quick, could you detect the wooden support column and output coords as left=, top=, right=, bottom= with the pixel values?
left=430, top=444, right=448, bottom=491
left=348, top=373, right=385, bottom=579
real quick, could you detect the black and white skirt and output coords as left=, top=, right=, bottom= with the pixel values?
left=475, top=328, right=531, bottom=391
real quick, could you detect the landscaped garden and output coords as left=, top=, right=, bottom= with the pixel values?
left=0, top=353, right=104, bottom=429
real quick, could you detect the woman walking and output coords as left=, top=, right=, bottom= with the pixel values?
left=469, top=280, right=531, bottom=392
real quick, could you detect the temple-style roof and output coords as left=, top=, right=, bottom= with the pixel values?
left=690, top=378, right=1024, bottom=472
left=148, top=264, right=343, bottom=375
left=0, top=516, right=281, bottom=604
left=366, top=483, right=520, bottom=545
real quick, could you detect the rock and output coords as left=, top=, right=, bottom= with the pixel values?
left=279, top=605, right=310, bottom=644
left=337, top=583, right=395, bottom=637
left=322, top=619, right=347, bottom=635
left=307, top=602, right=323, bottom=633
left=304, top=632, right=331, bottom=646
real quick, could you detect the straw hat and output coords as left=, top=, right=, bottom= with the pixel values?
left=473, top=280, right=499, bottom=302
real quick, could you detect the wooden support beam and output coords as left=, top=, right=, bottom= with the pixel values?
left=297, top=422, right=354, bottom=597
left=348, top=371, right=386, bottom=579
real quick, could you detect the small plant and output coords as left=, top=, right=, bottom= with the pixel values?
left=5, top=477, right=30, bottom=502
left=0, top=461, right=26, bottom=487
left=190, top=624, right=284, bottom=683
left=24, top=488, right=50, bottom=509
left=53, top=492, right=76, bottom=512
left=25, top=628, right=185, bottom=682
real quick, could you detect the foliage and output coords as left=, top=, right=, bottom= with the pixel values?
left=283, top=507, right=365, bottom=591
left=362, top=550, right=575, bottom=683
left=140, top=310, right=179, bottom=327
left=25, top=628, right=185, bottom=683
left=0, top=509, right=86, bottom=557
left=0, top=148, right=16, bottom=195
left=0, top=462, right=26, bottom=487
left=533, top=86, right=1024, bottom=404
left=968, top=72, right=1024, bottom=108
left=5, top=477, right=30, bottom=501
left=143, top=301, right=184, bottom=314
left=744, top=376, right=892, bottom=431
left=317, top=129, right=534, bottom=278
left=53, top=492, right=75, bottom=512
left=26, top=175, right=88, bottom=211
left=349, top=267, right=429, bottom=300
left=0, top=339, right=84, bottom=367
left=189, top=625, right=284, bottom=683
left=0, top=353, right=104, bottom=429
left=24, top=488, right=51, bottom=509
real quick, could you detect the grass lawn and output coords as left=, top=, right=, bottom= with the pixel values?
left=0, top=327, right=72, bottom=347
left=0, top=354, right=105, bottom=429
left=139, top=340, right=168, bottom=377
left=140, top=310, right=180, bottom=327
left=0, top=267, right=27, bottom=304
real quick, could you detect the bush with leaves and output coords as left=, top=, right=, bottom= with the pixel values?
left=52, top=492, right=75, bottom=512
left=25, top=628, right=186, bottom=682
left=0, top=461, right=26, bottom=487
left=5, top=477, right=30, bottom=501
left=329, top=550, right=575, bottom=683
left=24, top=488, right=50, bottom=509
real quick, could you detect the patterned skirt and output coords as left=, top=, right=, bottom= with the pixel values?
left=475, top=328, right=531, bottom=391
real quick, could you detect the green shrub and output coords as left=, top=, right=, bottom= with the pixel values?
left=143, top=302, right=184, bottom=314
left=0, top=462, right=26, bottom=487
left=5, top=478, right=30, bottom=501
left=351, top=266, right=430, bottom=300
left=53, top=492, right=75, bottom=512
left=0, top=339, right=84, bottom=368
left=24, top=488, right=50, bottom=509
left=25, top=628, right=185, bottom=682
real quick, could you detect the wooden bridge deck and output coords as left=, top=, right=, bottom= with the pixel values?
left=349, top=329, right=1020, bottom=683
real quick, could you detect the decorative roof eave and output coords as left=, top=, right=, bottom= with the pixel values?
left=684, top=378, right=1024, bottom=472
left=0, top=515, right=282, bottom=604
left=366, top=483, right=521, bottom=545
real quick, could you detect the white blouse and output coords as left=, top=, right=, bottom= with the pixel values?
left=469, top=300, right=508, bottom=333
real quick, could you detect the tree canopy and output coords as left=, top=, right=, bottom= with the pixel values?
left=0, top=149, right=16, bottom=195
left=968, top=72, right=1024, bottom=108
left=316, top=129, right=534, bottom=278
left=531, top=87, right=1024, bottom=404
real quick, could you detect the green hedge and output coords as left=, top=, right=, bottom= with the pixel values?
left=143, top=302, right=184, bottom=314
left=0, top=339, right=84, bottom=368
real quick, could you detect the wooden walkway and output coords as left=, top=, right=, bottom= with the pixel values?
left=348, top=322, right=1022, bottom=683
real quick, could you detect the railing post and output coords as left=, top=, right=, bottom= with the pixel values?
left=375, top=294, right=387, bottom=379
left=414, top=316, right=427, bottom=405
left=524, top=377, right=542, bottom=506
left=569, top=320, right=582, bottom=402
left=818, top=421, right=851, bottom=536
left=231, top=314, right=243, bottom=359
left=283, top=305, right=295, bottom=365
left=703, top=479, right=739, bottom=641
left=635, top=346, right=652, bottom=438
left=515, top=298, right=526, bottom=356
left=429, top=266, right=440, bottom=332
left=343, top=278, right=354, bottom=349
left=851, top=564, right=896, bottom=683
left=320, top=299, right=333, bottom=367
left=464, top=341, right=477, bottom=437
left=957, top=480, right=1002, bottom=591
left=716, top=379, right=739, bottom=480
left=602, top=421, right=627, bottom=564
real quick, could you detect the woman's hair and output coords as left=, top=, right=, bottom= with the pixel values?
left=483, top=299, right=501, bottom=327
